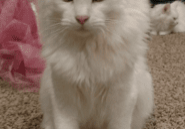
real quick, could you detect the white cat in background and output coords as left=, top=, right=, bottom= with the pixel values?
left=150, top=1, right=185, bottom=35
left=172, top=1, right=185, bottom=33
left=38, top=0, right=153, bottom=129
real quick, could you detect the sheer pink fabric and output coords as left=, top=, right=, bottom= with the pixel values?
left=0, top=0, right=45, bottom=92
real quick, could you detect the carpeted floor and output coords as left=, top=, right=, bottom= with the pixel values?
left=0, top=33, right=185, bottom=129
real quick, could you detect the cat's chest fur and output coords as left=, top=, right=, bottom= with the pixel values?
left=48, top=34, right=136, bottom=85
left=50, top=49, right=134, bottom=129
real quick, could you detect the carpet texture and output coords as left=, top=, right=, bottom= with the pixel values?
left=0, top=33, right=185, bottom=129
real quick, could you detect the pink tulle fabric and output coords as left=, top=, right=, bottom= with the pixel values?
left=0, top=0, right=45, bottom=92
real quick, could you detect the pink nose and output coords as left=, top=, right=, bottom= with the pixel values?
left=76, top=15, right=89, bottom=25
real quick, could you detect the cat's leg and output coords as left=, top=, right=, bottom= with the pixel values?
left=40, top=70, right=54, bottom=129
left=50, top=95, right=79, bottom=129
left=50, top=73, right=79, bottom=129
left=131, top=70, right=153, bottom=129
left=40, top=91, right=53, bottom=129
left=107, top=77, right=138, bottom=129
left=40, top=67, right=79, bottom=129
left=40, top=84, right=79, bottom=129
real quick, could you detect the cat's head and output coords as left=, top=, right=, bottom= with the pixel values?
left=38, top=0, right=150, bottom=38
left=151, top=3, right=178, bottom=31
left=38, top=0, right=127, bottom=37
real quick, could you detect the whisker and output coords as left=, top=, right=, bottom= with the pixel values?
left=91, top=19, right=120, bottom=27
left=39, top=18, right=73, bottom=34
left=41, top=28, right=61, bottom=37
left=105, top=20, right=120, bottom=25
left=39, top=23, right=62, bottom=34
left=42, top=27, right=68, bottom=39
left=45, top=18, right=74, bottom=24
left=45, top=18, right=63, bottom=21
left=56, top=27, right=69, bottom=36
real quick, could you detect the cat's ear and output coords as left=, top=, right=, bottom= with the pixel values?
left=163, top=4, right=171, bottom=13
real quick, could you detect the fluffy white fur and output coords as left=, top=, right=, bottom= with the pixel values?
left=150, top=1, right=185, bottom=35
left=171, top=1, right=185, bottom=33
left=150, top=3, right=178, bottom=35
left=37, top=0, right=153, bottom=129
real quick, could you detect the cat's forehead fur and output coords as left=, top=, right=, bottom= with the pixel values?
left=38, top=0, right=149, bottom=14
left=47, top=0, right=124, bottom=20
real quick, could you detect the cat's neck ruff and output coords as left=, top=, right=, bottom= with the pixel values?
left=42, top=24, right=147, bottom=86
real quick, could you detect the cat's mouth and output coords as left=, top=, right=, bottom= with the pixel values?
left=77, top=27, right=88, bottom=31
left=75, top=26, right=90, bottom=34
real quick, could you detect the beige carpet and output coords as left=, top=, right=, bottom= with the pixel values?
left=0, top=33, right=185, bottom=129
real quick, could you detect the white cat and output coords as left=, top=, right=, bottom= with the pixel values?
left=37, top=0, right=153, bottom=129
left=150, top=3, right=178, bottom=35
left=150, top=1, right=185, bottom=35
left=171, top=1, right=185, bottom=33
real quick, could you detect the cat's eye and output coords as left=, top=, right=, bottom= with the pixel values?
left=63, top=0, right=73, bottom=2
left=173, top=17, right=177, bottom=20
left=92, top=0, right=103, bottom=2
